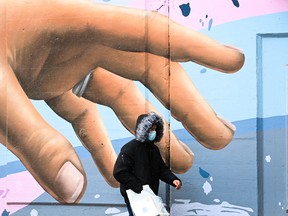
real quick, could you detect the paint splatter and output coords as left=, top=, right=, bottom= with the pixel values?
left=94, top=194, right=100, bottom=199
left=156, top=0, right=167, bottom=11
left=1, top=189, right=9, bottom=199
left=113, top=212, right=129, bottom=216
left=171, top=199, right=254, bottom=215
left=203, top=180, right=212, bottom=195
left=265, top=155, right=271, bottom=162
left=200, top=68, right=207, bottom=73
left=102, top=0, right=111, bottom=2
left=1, top=209, right=10, bottom=216
left=214, top=199, right=220, bottom=203
left=105, top=207, right=121, bottom=214
left=232, top=0, right=240, bottom=7
left=200, top=18, right=204, bottom=26
left=199, top=14, right=213, bottom=30
left=208, top=18, right=213, bottom=31
left=30, top=209, right=38, bottom=216
left=278, top=202, right=286, bottom=210
left=179, top=3, right=191, bottom=17
left=199, top=167, right=210, bottom=178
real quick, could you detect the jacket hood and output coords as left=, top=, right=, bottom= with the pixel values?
left=135, top=112, right=164, bottom=142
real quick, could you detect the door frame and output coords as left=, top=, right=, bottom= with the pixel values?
left=256, top=32, right=288, bottom=216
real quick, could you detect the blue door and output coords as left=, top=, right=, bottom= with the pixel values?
left=257, top=34, right=288, bottom=216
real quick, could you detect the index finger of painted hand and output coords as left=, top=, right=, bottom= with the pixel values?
left=84, top=2, right=245, bottom=73
left=45, top=91, right=119, bottom=188
left=8, top=1, right=243, bottom=73
left=83, top=3, right=244, bottom=73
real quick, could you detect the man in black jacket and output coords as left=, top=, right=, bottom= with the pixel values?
left=113, top=112, right=182, bottom=215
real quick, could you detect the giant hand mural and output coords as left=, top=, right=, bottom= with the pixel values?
left=0, top=0, right=244, bottom=205
left=1, top=0, right=287, bottom=215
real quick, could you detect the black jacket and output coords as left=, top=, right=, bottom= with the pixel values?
left=113, top=112, right=181, bottom=202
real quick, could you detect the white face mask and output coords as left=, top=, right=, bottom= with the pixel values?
left=148, top=130, right=156, bottom=141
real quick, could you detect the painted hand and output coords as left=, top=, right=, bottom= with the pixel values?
left=0, top=0, right=244, bottom=203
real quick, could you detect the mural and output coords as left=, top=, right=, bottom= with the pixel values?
left=0, top=0, right=287, bottom=215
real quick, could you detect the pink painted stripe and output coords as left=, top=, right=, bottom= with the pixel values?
left=128, top=0, right=288, bottom=29
left=0, top=171, right=44, bottom=215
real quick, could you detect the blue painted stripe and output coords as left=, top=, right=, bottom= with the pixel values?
left=0, top=115, right=286, bottom=177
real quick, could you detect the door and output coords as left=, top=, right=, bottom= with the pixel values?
left=257, top=34, right=288, bottom=216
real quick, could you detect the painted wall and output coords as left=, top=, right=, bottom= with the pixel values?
left=0, top=0, right=288, bottom=215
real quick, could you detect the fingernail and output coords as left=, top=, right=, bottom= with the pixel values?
left=54, top=161, right=84, bottom=203
left=217, top=115, right=237, bottom=132
left=225, top=44, right=244, bottom=54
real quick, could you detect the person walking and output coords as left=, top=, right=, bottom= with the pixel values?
left=113, top=112, right=182, bottom=215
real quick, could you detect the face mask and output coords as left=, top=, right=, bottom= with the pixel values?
left=148, top=130, right=156, bottom=141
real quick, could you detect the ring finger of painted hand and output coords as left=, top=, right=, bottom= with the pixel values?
left=96, top=49, right=236, bottom=150
left=82, top=67, right=194, bottom=173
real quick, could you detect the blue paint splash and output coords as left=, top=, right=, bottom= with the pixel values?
left=208, top=18, right=213, bottom=31
left=199, top=15, right=213, bottom=30
left=1, top=209, right=10, bottom=216
left=179, top=3, right=191, bottom=17
left=232, top=0, right=240, bottom=7
left=200, top=68, right=207, bottom=74
left=199, top=167, right=210, bottom=178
